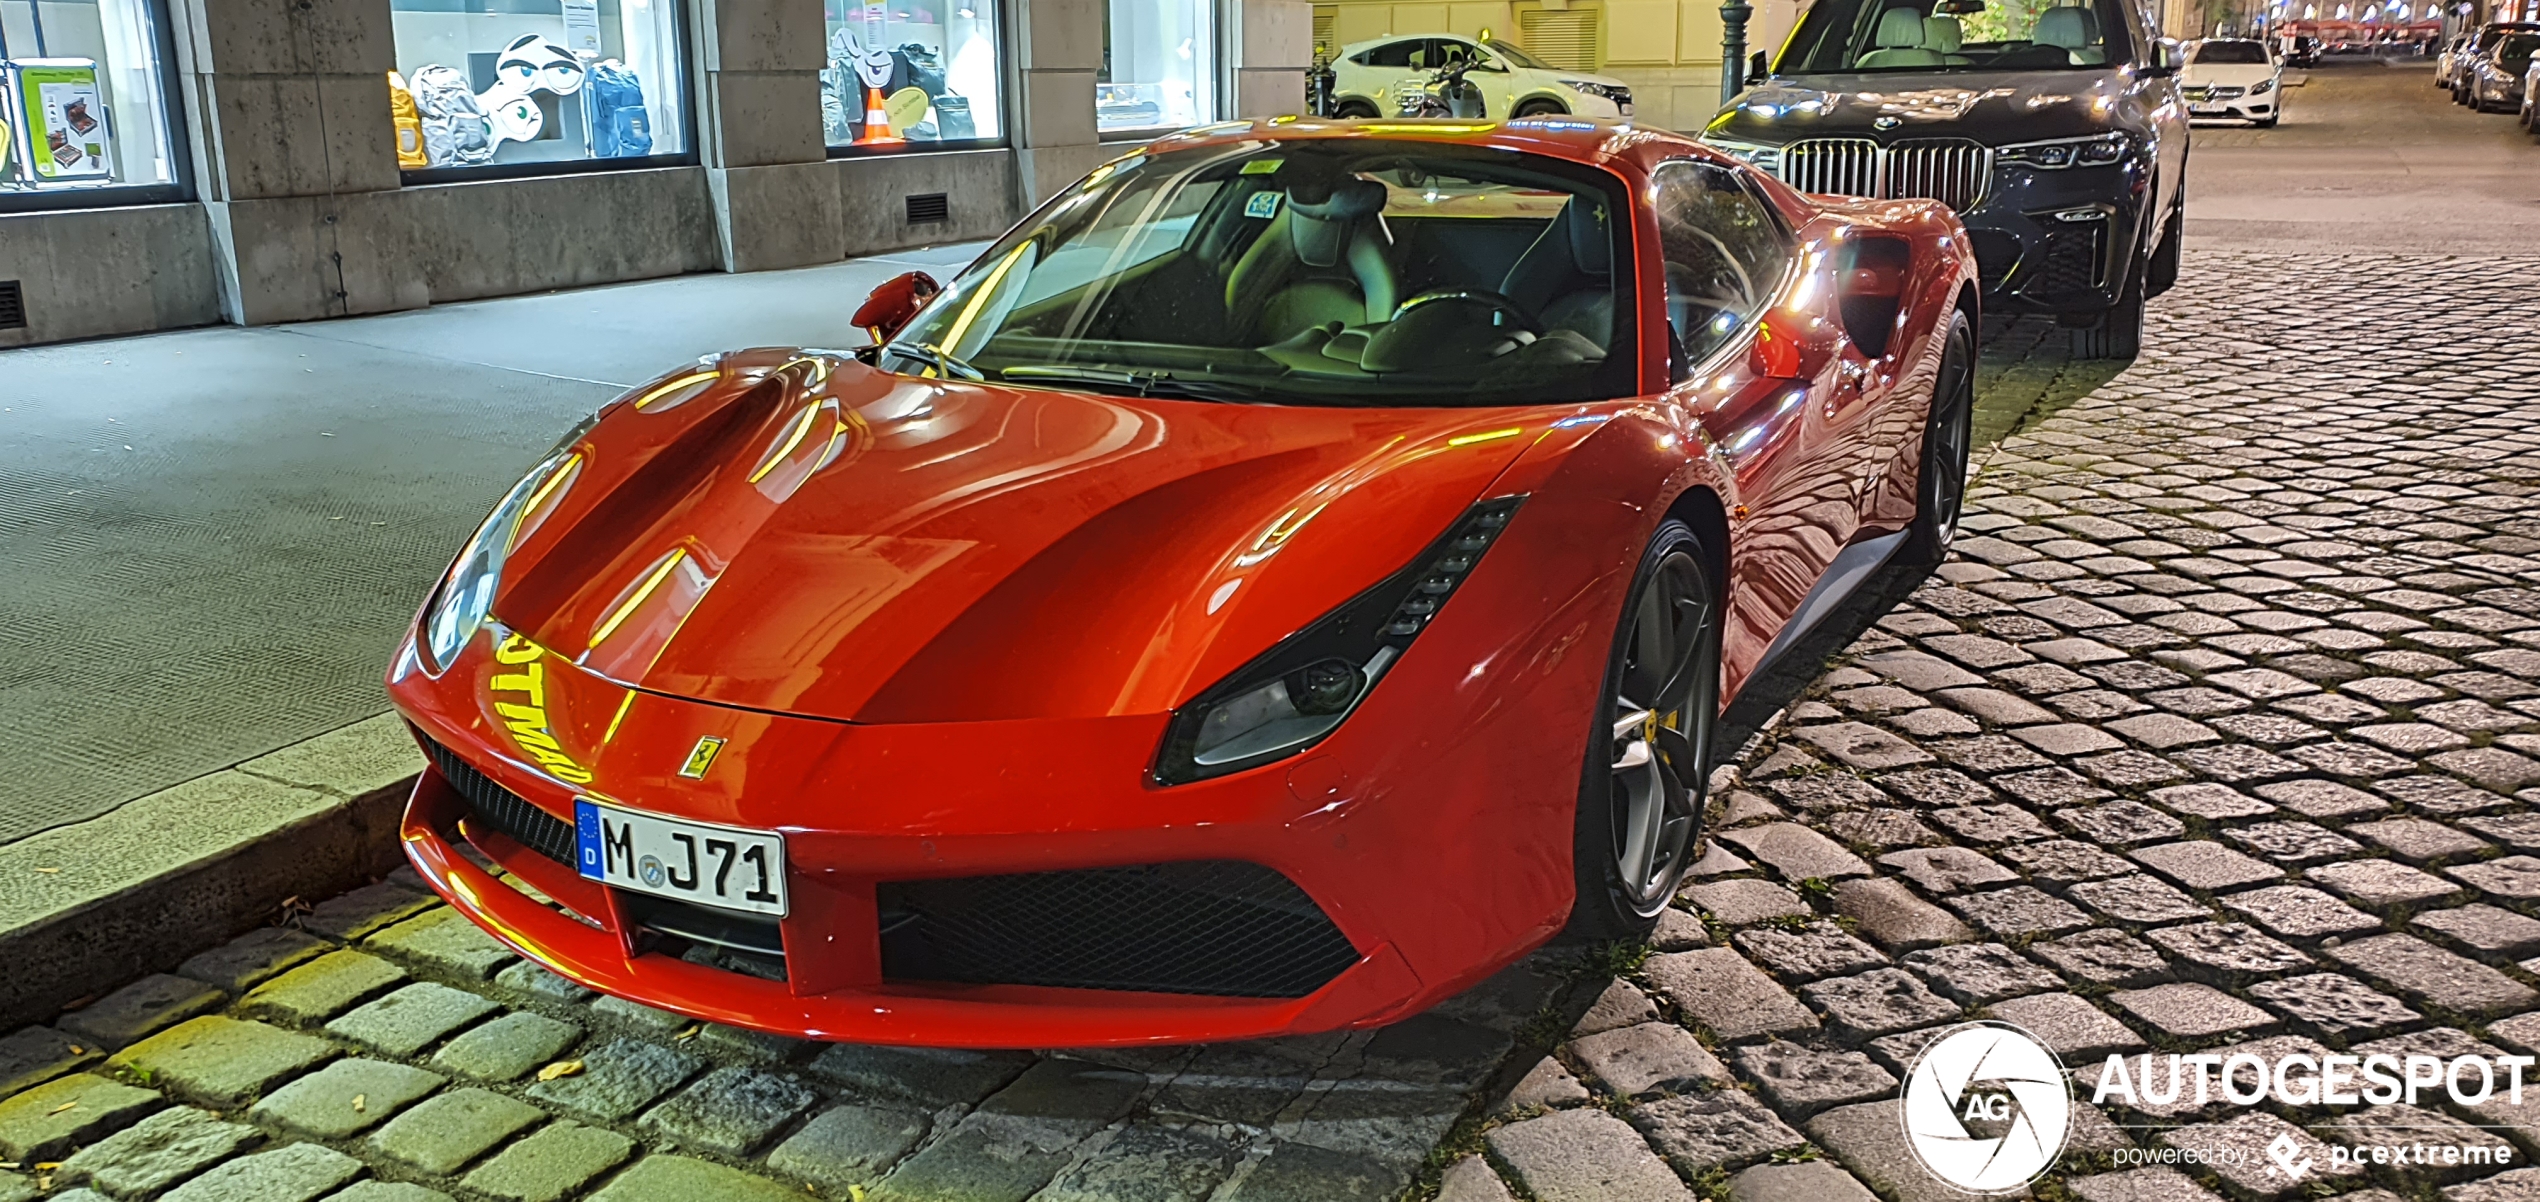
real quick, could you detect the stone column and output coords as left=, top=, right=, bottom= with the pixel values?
left=694, top=0, right=844, bottom=270
left=1233, top=0, right=1312, bottom=118
left=171, top=0, right=422, bottom=323
left=1011, top=0, right=1105, bottom=205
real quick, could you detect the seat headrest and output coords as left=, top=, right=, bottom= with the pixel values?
left=1923, top=15, right=1965, bottom=51
left=1276, top=162, right=1386, bottom=268
left=2035, top=6, right=2095, bottom=50
left=1876, top=8, right=1929, bottom=49
left=1559, top=197, right=1612, bottom=277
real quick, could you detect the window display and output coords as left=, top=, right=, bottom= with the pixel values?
left=1099, top=0, right=1214, bottom=133
left=0, top=0, right=181, bottom=197
left=389, top=0, right=686, bottom=172
left=823, top=0, right=1003, bottom=149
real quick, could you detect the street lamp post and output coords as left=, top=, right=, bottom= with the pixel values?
left=1722, top=0, right=1755, bottom=105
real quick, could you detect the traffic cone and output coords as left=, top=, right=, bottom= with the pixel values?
left=854, top=86, right=903, bottom=145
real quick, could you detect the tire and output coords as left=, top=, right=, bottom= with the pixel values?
left=1333, top=99, right=1381, bottom=119
left=1511, top=98, right=1570, bottom=117
left=2070, top=247, right=2146, bottom=361
left=1568, top=519, right=1720, bottom=942
left=1903, top=311, right=1976, bottom=566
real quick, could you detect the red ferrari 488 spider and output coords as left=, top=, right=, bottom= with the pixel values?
left=389, top=117, right=1979, bottom=1047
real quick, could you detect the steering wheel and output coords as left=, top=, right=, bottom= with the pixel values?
left=1391, top=288, right=1540, bottom=334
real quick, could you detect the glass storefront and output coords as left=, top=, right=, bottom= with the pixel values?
left=823, top=0, right=1003, bottom=149
left=389, top=0, right=688, bottom=174
left=0, top=0, right=181, bottom=200
left=1099, top=0, right=1213, bottom=134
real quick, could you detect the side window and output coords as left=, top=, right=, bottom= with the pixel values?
left=1652, top=160, right=1793, bottom=376
left=1361, top=40, right=1418, bottom=67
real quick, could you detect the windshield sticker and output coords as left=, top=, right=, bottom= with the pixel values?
left=1241, top=158, right=1283, bottom=174
left=1245, top=191, right=1283, bottom=219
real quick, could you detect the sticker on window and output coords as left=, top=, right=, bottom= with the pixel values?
left=1244, top=191, right=1283, bottom=218
left=1241, top=158, right=1283, bottom=174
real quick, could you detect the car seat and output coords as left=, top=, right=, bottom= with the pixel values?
left=1923, top=15, right=1974, bottom=63
left=1224, top=161, right=1400, bottom=342
left=1857, top=8, right=1946, bottom=68
left=2035, top=7, right=2107, bottom=64
left=1500, top=196, right=1614, bottom=346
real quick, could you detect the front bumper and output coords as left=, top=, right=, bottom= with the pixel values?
left=387, top=594, right=1588, bottom=1045
left=1955, top=162, right=2150, bottom=317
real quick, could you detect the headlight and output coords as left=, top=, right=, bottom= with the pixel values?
left=1152, top=496, right=1526, bottom=784
left=1562, top=79, right=1632, bottom=105
left=418, top=415, right=596, bottom=674
left=1699, top=135, right=1784, bottom=174
left=1997, top=131, right=2133, bottom=168
left=2251, top=77, right=2276, bottom=94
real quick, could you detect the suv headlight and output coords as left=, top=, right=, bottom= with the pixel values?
left=418, top=416, right=595, bottom=674
left=1699, top=135, right=1783, bottom=174
left=1562, top=79, right=1632, bottom=105
left=1997, top=131, right=2133, bottom=168
left=1152, top=496, right=1525, bottom=784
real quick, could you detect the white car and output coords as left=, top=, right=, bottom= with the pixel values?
left=1328, top=34, right=1634, bottom=120
left=2180, top=38, right=2283, bottom=127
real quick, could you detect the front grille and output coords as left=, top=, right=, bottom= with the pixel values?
left=423, top=738, right=578, bottom=867
left=1775, top=137, right=1993, bottom=212
left=878, top=861, right=1362, bottom=998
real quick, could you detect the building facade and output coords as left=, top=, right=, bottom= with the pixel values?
left=0, top=0, right=1311, bottom=346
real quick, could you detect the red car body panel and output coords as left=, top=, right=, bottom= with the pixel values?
left=388, top=118, right=1979, bottom=1046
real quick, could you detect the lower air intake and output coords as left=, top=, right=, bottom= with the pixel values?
left=878, top=861, right=1361, bottom=998
left=422, top=737, right=578, bottom=867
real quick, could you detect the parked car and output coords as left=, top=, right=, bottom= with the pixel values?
left=1701, top=0, right=2189, bottom=358
left=2449, top=23, right=2540, bottom=100
left=2182, top=38, right=2284, bottom=126
left=2462, top=30, right=2540, bottom=109
left=386, top=121, right=1982, bottom=1046
left=1327, top=33, right=1634, bottom=119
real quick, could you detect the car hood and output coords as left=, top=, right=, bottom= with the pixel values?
left=2183, top=64, right=2276, bottom=85
left=484, top=349, right=1553, bottom=724
left=1708, top=68, right=2132, bottom=143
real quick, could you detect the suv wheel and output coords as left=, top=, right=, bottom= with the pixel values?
left=2071, top=265, right=2145, bottom=361
left=2145, top=202, right=2183, bottom=298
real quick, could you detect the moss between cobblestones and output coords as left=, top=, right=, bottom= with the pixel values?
left=108, top=1017, right=336, bottom=1107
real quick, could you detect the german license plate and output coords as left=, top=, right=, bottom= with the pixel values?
left=2191, top=103, right=2227, bottom=115
left=575, top=800, right=788, bottom=916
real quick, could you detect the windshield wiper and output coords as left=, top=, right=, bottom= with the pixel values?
left=999, top=364, right=1275, bottom=404
left=883, top=340, right=986, bottom=381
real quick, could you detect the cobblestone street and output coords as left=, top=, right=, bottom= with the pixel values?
left=11, top=144, right=2540, bottom=1202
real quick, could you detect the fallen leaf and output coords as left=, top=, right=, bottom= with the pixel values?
left=36, top=1161, right=61, bottom=1169
left=66, top=1046, right=82, bottom=1055
left=34, top=867, right=58, bottom=874
left=46, top=1102, right=75, bottom=1115
left=537, top=1059, right=585, bottom=1081
left=673, top=1025, right=700, bottom=1042
left=0, top=1160, right=20, bottom=1169
left=351, top=1094, right=366, bottom=1113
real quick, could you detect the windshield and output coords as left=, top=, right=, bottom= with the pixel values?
left=2193, top=40, right=2269, bottom=62
left=2501, top=33, right=2540, bottom=64
left=879, top=140, right=1641, bottom=407
left=1779, top=0, right=2135, bottom=74
left=1489, top=41, right=1555, bottom=69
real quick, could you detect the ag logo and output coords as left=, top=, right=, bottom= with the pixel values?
left=1901, top=1022, right=2070, bottom=1192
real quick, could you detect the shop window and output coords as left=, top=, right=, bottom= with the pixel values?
left=824, top=0, right=1004, bottom=151
left=0, top=0, right=185, bottom=207
left=389, top=0, right=689, bottom=176
left=1099, top=0, right=1213, bottom=134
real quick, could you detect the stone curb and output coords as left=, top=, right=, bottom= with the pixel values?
left=0, top=714, right=423, bottom=1027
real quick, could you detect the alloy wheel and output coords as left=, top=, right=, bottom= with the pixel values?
left=1605, top=549, right=1717, bottom=908
left=1926, top=327, right=1976, bottom=549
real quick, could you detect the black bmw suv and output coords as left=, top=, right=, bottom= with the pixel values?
left=1702, top=0, right=2188, bottom=358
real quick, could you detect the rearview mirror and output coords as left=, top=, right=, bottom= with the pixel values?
left=854, top=271, right=941, bottom=344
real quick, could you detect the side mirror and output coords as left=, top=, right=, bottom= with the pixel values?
left=1750, top=51, right=1770, bottom=81
left=854, top=271, right=940, bottom=344
left=2146, top=40, right=2185, bottom=75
